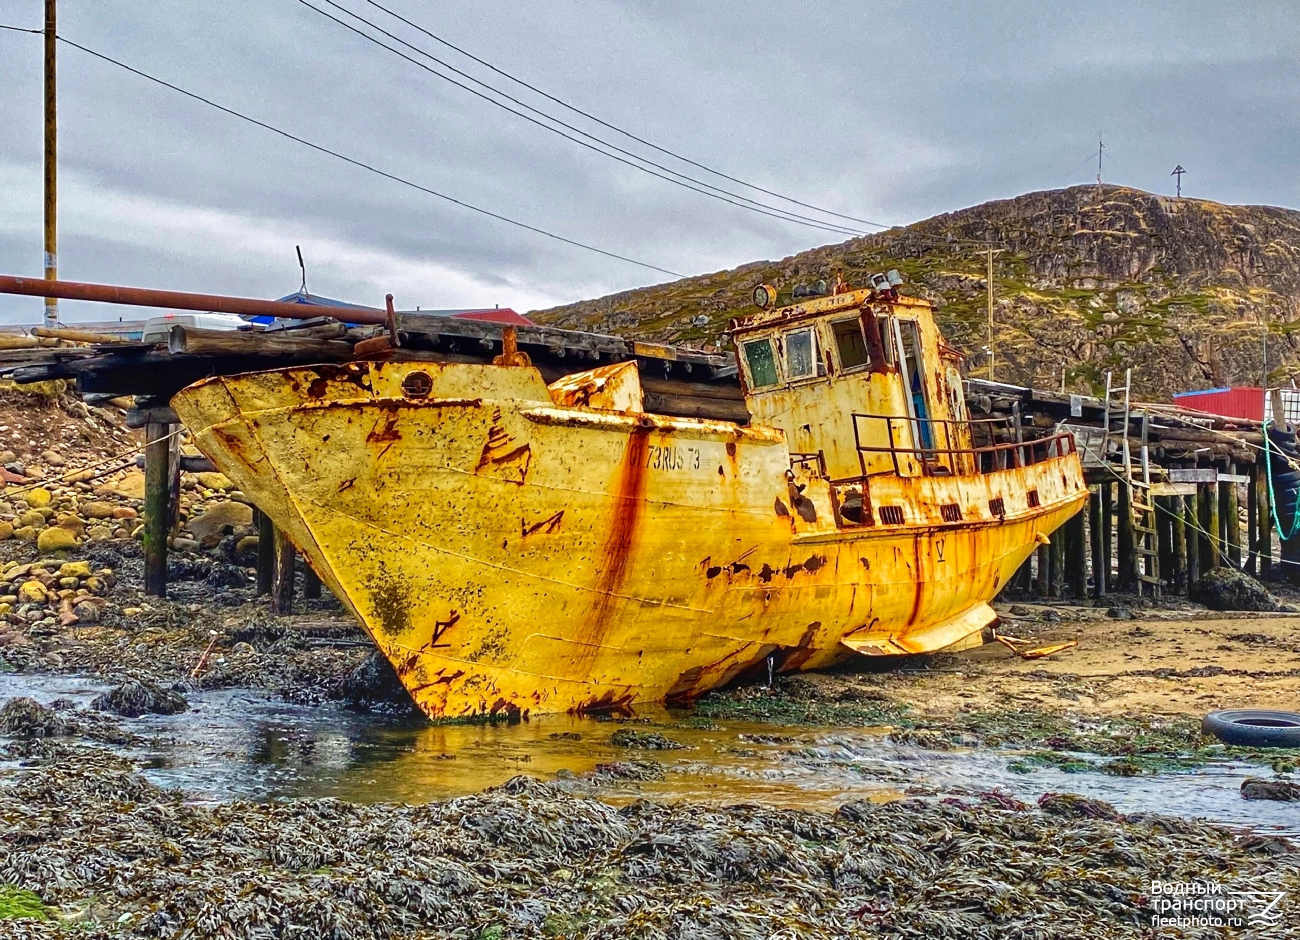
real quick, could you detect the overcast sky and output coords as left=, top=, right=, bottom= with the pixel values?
left=1, top=1, right=1297, bottom=324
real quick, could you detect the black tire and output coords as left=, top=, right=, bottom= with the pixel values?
left=1271, top=469, right=1300, bottom=488
left=1203, top=709, right=1300, bottom=748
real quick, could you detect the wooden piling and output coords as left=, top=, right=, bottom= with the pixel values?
left=255, top=509, right=274, bottom=596
left=1116, top=482, right=1134, bottom=590
left=1013, top=556, right=1033, bottom=595
left=1101, top=482, right=1114, bottom=591
left=303, top=565, right=322, bottom=600
left=1224, top=462, right=1242, bottom=568
left=1089, top=486, right=1105, bottom=598
left=1156, top=496, right=1173, bottom=590
left=271, top=527, right=295, bottom=616
left=1185, top=492, right=1201, bottom=586
left=1066, top=509, right=1087, bottom=598
left=1170, top=494, right=1188, bottom=593
left=1035, top=543, right=1050, bottom=597
left=1206, top=479, right=1221, bottom=569
left=1257, top=456, right=1273, bottom=581
left=1050, top=522, right=1065, bottom=597
left=1247, top=462, right=1260, bottom=576
left=143, top=421, right=170, bottom=597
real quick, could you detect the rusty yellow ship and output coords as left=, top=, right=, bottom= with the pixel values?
left=172, top=283, right=1087, bottom=719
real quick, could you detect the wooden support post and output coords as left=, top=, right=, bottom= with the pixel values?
left=1257, top=457, right=1273, bottom=581
left=303, top=565, right=322, bottom=600
left=1247, top=462, right=1260, bottom=577
left=1066, top=509, right=1087, bottom=599
left=1185, top=492, right=1201, bottom=586
left=1224, top=463, right=1242, bottom=568
left=1206, top=479, right=1221, bottom=569
left=143, top=421, right=170, bottom=597
left=1035, top=543, right=1050, bottom=597
left=255, top=509, right=274, bottom=596
left=1089, top=486, right=1105, bottom=599
left=271, top=527, right=295, bottom=615
left=1012, top=556, right=1033, bottom=595
left=1050, top=523, right=1065, bottom=597
left=1116, top=482, right=1134, bottom=590
left=1101, top=482, right=1114, bottom=591
left=1156, top=496, right=1173, bottom=591
left=1170, top=495, right=1188, bottom=593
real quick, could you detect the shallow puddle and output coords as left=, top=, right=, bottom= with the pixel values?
left=2, top=672, right=1297, bottom=835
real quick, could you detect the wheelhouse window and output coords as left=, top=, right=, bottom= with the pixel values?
left=784, top=328, right=822, bottom=380
left=743, top=338, right=779, bottom=389
left=831, top=317, right=870, bottom=371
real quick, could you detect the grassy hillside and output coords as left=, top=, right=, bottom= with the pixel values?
left=531, top=185, right=1300, bottom=400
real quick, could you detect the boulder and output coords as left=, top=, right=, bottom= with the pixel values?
left=1190, top=568, right=1277, bottom=612
left=188, top=501, right=254, bottom=548
left=111, top=470, right=147, bottom=499
left=0, top=521, right=12, bottom=541
left=172, top=537, right=201, bottom=553
left=57, top=515, right=86, bottom=537
left=193, top=471, right=234, bottom=491
left=91, top=678, right=189, bottom=718
left=81, top=501, right=117, bottom=520
left=1241, top=777, right=1300, bottom=801
left=39, top=450, right=65, bottom=468
left=0, top=697, right=69, bottom=738
left=25, top=488, right=52, bottom=509
left=13, top=526, right=36, bottom=541
left=36, top=527, right=78, bottom=552
left=72, top=600, right=100, bottom=624
left=17, top=509, right=45, bottom=529
left=58, top=561, right=92, bottom=579
left=233, top=535, right=260, bottom=566
left=17, top=580, right=47, bottom=604
left=87, top=524, right=113, bottom=541
left=112, top=507, right=138, bottom=520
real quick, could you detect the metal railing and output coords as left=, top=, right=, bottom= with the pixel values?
left=848, top=412, right=1075, bottom=479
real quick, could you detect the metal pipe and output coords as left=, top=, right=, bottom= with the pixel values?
left=43, top=0, right=58, bottom=327
left=0, top=274, right=387, bottom=324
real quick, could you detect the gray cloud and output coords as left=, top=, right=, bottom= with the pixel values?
left=0, top=0, right=1296, bottom=323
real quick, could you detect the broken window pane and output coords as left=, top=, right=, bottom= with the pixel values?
left=785, top=329, right=816, bottom=379
left=832, top=318, right=870, bottom=370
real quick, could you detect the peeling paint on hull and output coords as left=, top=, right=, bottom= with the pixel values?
left=173, top=360, right=1088, bottom=719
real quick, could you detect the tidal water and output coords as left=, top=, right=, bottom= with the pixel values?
left=2, top=672, right=1297, bottom=836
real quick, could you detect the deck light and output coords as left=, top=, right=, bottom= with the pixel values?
left=752, top=284, right=777, bottom=309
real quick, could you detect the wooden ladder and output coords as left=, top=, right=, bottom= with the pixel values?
left=1104, top=369, right=1160, bottom=598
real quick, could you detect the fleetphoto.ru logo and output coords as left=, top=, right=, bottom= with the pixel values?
left=1150, top=880, right=1286, bottom=930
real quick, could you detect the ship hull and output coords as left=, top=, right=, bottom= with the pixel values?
left=173, top=361, right=1088, bottom=719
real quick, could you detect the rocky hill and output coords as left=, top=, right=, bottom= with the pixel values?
left=531, top=185, right=1300, bottom=400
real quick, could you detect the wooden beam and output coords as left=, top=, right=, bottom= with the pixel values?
left=143, top=422, right=170, bottom=597
left=1156, top=496, right=1173, bottom=592
left=167, top=326, right=354, bottom=360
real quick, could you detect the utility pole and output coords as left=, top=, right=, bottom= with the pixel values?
left=43, top=0, right=58, bottom=327
left=1171, top=164, right=1185, bottom=198
left=1095, top=133, right=1105, bottom=193
left=986, top=247, right=997, bottom=381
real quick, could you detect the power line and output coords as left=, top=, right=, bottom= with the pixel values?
left=358, top=0, right=893, bottom=232
left=295, top=0, right=869, bottom=238
left=1, top=26, right=687, bottom=279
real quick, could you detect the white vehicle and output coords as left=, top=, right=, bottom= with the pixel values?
left=140, top=313, right=248, bottom=345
